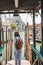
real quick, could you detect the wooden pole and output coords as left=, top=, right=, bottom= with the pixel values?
left=2, top=28, right=4, bottom=43
left=41, top=0, right=43, bottom=64
left=25, top=23, right=32, bottom=64
left=32, top=9, right=36, bottom=62
left=0, top=28, right=1, bottom=46
left=8, top=29, right=12, bottom=60
left=33, top=10, right=36, bottom=47
left=10, top=29, right=12, bottom=59
left=6, top=26, right=7, bottom=63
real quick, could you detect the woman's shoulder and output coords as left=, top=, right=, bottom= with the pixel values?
left=15, top=36, right=20, bottom=39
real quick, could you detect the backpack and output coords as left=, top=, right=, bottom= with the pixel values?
left=15, top=38, right=23, bottom=50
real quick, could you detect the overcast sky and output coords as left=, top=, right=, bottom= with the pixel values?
left=1, top=9, right=41, bottom=25
left=19, top=9, right=41, bottom=25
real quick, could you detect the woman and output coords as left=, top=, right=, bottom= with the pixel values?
left=14, top=32, right=23, bottom=65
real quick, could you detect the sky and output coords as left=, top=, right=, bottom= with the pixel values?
left=1, top=9, right=41, bottom=25
left=19, top=9, right=41, bottom=25
left=19, top=13, right=33, bottom=25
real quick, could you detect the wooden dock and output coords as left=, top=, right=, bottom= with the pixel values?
left=6, top=60, right=31, bottom=65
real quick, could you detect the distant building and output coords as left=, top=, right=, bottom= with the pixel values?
left=29, top=23, right=41, bottom=41
left=12, top=16, right=25, bottom=31
left=2, top=15, right=25, bottom=31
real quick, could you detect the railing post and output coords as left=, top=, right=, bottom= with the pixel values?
left=6, top=26, right=7, bottom=63
left=33, top=9, right=36, bottom=48
left=2, top=28, right=4, bottom=44
left=25, top=23, right=32, bottom=64
left=32, top=9, right=36, bottom=62
left=41, top=0, right=43, bottom=64
left=41, top=0, right=43, bottom=56
left=0, top=28, right=1, bottom=46
left=0, top=15, right=2, bottom=65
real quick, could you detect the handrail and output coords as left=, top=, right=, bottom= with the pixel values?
left=31, top=46, right=43, bottom=62
left=32, top=57, right=38, bottom=65
left=35, top=40, right=41, bottom=43
left=0, top=40, right=8, bottom=44
left=0, top=46, right=4, bottom=52
left=0, top=39, right=12, bottom=44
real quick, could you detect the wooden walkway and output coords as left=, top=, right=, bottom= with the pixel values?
left=6, top=60, right=31, bottom=65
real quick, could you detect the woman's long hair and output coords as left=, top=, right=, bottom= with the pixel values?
left=14, top=32, right=20, bottom=37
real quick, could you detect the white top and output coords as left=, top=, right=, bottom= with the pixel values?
left=13, top=36, right=22, bottom=52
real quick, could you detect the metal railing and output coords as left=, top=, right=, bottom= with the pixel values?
left=31, top=46, right=43, bottom=65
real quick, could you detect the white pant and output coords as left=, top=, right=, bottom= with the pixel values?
left=14, top=50, right=22, bottom=65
